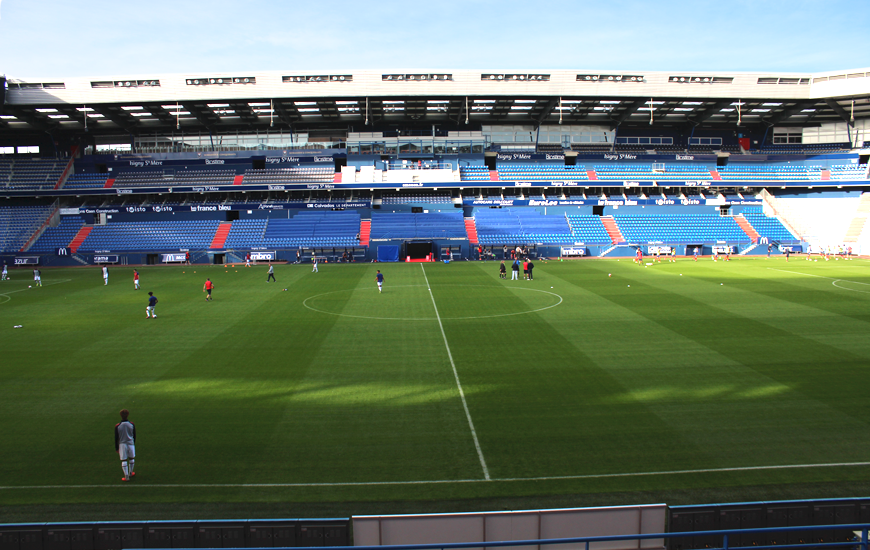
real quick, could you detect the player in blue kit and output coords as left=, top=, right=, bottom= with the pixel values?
left=376, top=270, right=384, bottom=293
left=146, top=292, right=158, bottom=318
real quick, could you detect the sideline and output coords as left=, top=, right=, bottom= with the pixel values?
left=3, top=461, right=868, bottom=490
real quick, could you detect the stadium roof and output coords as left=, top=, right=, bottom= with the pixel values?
left=2, top=68, right=869, bottom=137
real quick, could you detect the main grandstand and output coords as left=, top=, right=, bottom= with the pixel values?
left=0, top=68, right=868, bottom=264
left=3, top=67, right=870, bottom=540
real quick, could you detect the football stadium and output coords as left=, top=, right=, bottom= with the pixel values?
left=2, top=62, right=870, bottom=548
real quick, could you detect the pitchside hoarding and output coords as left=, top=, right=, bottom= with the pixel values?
left=249, top=251, right=277, bottom=261
left=647, top=246, right=673, bottom=255
left=161, top=253, right=187, bottom=263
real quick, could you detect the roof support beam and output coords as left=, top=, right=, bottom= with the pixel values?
left=824, top=98, right=854, bottom=127
left=1, top=107, right=56, bottom=132
left=273, top=101, right=297, bottom=126
left=535, top=98, right=559, bottom=126
left=762, top=100, right=818, bottom=126
left=688, top=100, right=733, bottom=126
left=182, top=103, right=220, bottom=129
left=611, top=98, right=646, bottom=126
left=91, top=105, right=139, bottom=132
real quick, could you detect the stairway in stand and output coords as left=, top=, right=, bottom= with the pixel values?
left=600, top=216, right=624, bottom=244
left=734, top=215, right=760, bottom=244
left=69, top=226, right=93, bottom=253
left=359, top=219, right=371, bottom=246
left=464, top=218, right=479, bottom=244
left=210, top=222, right=232, bottom=249
left=844, top=192, right=870, bottom=243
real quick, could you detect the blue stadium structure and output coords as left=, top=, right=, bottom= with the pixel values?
left=0, top=66, right=866, bottom=265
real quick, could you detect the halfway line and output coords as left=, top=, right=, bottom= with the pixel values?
left=2, top=461, right=867, bottom=489
left=420, top=264, right=490, bottom=481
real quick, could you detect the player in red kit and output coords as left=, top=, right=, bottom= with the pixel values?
left=203, top=278, right=214, bottom=301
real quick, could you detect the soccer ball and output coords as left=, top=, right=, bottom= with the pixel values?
left=608, top=273, right=611, bottom=277
left=28, top=285, right=31, bottom=288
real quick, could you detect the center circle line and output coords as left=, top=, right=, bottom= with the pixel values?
left=302, top=284, right=563, bottom=321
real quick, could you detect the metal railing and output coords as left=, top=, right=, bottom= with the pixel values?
left=181, top=524, right=870, bottom=550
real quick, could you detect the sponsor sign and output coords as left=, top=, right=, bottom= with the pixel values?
left=469, top=198, right=523, bottom=206
left=647, top=246, right=673, bottom=255
left=496, top=153, right=565, bottom=161
left=598, top=199, right=638, bottom=206
left=13, top=256, right=39, bottom=265
left=306, top=202, right=370, bottom=209
left=467, top=198, right=703, bottom=207
left=250, top=251, right=277, bottom=261
left=100, top=202, right=373, bottom=215
left=189, top=204, right=232, bottom=212
left=528, top=199, right=588, bottom=206
left=591, top=153, right=718, bottom=162
left=161, top=253, right=187, bottom=263
left=93, top=255, right=120, bottom=264
left=60, top=208, right=81, bottom=215
left=265, top=155, right=334, bottom=164
left=560, top=247, right=587, bottom=256
left=726, top=199, right=764, bottom=205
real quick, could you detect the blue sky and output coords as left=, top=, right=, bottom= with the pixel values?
left=1, top=0, right=868, bottom=78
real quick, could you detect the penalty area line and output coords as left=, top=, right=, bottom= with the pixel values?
left=420, top=264, right=490, bottom=481
left=0, top=279, right=73, bottom=303
left=2, top=461, right=869, bottom=490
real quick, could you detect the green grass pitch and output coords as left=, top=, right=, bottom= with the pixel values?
left=2, top=256, right=870, bottom=521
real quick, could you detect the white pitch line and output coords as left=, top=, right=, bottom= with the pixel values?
left=2, top=461, right=868, bottom=490
left=767, top=268, right=835, bottom=279
left=421, top=264, right=490, bottom=481
left=0, top=279, right=73, bottom=303
left=767, top=268, right=870, bottom=292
